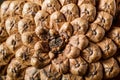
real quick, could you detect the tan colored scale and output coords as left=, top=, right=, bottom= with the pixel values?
left=81, top=42, right=102, bottom=63
left=18, top=18, right=35, bottom=34
left=79, top=3, right=96, bottom=22
left=60, top=3, right=80, bottom=22
left=94, top=11, right=113, bottom=31
left=69, top=56, right=88, bottom=76
left=85, top=62, right=103, bottom=80
left=97, top=37, right=117, bottom=59
left=86, top=23, right=105, bottom=43
left=69, top=34, right=89, bottom=50
left=71, top=18, right=88, bottom=35
left=63, top=44, right=80, bottom=59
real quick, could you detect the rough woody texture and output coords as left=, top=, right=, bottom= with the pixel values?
left=0, top=0, right=120, bottom=80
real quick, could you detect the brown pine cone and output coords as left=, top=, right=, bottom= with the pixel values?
left=0, top=0, right=120, bottom=79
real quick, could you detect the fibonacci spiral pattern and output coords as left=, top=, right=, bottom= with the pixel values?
left=0, top=0, right=120, bottom=80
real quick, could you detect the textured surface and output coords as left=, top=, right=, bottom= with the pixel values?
left=0, top=0, right=120, bottom=80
